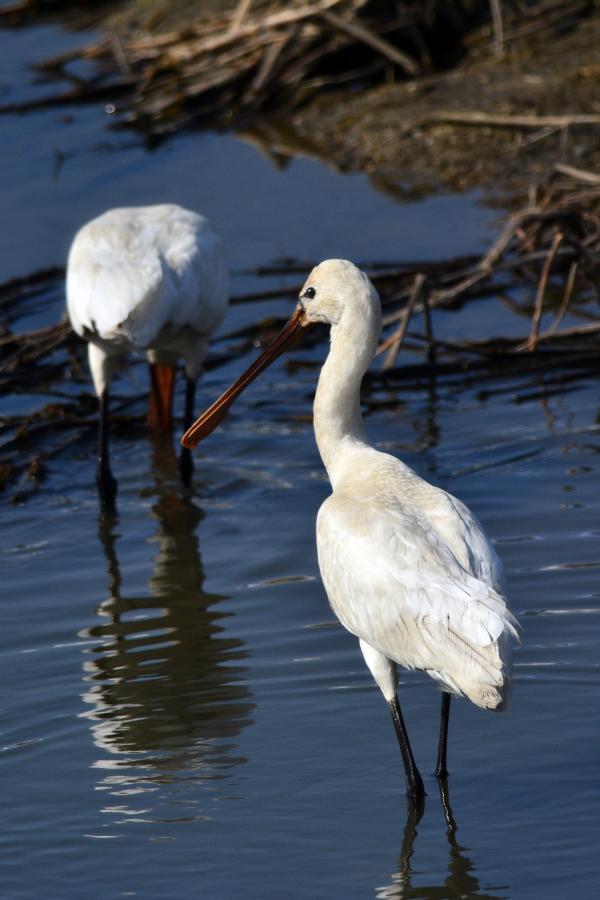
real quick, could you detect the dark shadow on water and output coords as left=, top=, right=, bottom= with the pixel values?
left=79, top=434, right=254, bottom=804
left=376, top=782, right=506, bottom=899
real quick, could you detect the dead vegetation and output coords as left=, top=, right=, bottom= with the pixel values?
left=0, top=1, right=493, bottom=134
left=1, top=1, right=599, bottom=197
left=289, top=1, right=600, bottom=198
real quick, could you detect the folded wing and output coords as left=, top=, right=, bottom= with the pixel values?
left=317, top=493, right=518, bottom=708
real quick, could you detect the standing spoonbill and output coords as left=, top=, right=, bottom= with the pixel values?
left=67, top=204, right=228, bottom=506
left=181, top=259, right=519, bottom=802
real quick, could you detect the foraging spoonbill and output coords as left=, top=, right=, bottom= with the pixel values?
left=67, top=204, right=228, bottom=506
left=181, top=259, right=518, bottom=801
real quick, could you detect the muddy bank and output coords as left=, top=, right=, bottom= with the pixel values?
left=3, top=2, right=600, bottom=205
left=290, top=7, right=600, bottom=203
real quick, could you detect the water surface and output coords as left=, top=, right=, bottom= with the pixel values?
left=1, top=17, right=600, bottom=900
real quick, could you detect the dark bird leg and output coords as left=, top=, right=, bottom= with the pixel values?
left=435, top=692, right=452, bottom=779
left=179, top=376, right=196, bottom=486
left=437, top=776, right=457, bottom=836
left=97, top=389, right=117, bottom=510
left=389, top=695, right=426, bottom=803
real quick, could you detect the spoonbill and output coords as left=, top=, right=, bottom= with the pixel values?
left=181, top=259, right=518, bottom=801
left=67, top=204, right=228, bottom=506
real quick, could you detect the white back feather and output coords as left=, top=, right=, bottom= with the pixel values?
left=66, top=204, right=228, bottom=346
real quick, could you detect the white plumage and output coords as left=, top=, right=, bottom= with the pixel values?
left=283, top=261, right=517, bottom=714
left=181, top=258, right=519, bottom=799
left=317, top=469, right=516, bottom=708
left=67, top=203, right=228, bottom=392
left=66, top=204, right=228, bottom=504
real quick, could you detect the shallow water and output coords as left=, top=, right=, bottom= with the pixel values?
left=2, top=18, right=600, bottom=900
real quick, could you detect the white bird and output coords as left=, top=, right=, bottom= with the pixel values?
left=66, top=203, right=228, bottom=505
left=181, top=259, right=519, bottom=801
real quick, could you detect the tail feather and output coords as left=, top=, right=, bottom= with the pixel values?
left=425, top=621, right=514, bottom=710
left=444, top=637, right=512, bottom=710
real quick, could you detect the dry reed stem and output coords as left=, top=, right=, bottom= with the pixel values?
left=378, top=273, right=426, bottom=368
left=320, top=9, right=419, bottom=75
left=554, top=163, right=600, bottom=186
left=228, top=0, right=254, bottom=36
left=546, top=260, right=579, bottom=336
left=402, top=111, right=600, bottom=139
left=421, top=283, right=436, bottom=364
left=526, top=231, right=564, bottom=351
left=489, top=0, right=504, bottom=56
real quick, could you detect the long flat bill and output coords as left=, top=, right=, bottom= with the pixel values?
left=181, top=305, right=310, bottom=449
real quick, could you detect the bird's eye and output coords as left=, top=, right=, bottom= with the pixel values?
left=303, top=286, right=316, bottom=300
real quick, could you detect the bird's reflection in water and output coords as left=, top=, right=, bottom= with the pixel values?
left=376, top=782, right=504, bottom=900
left=79, top=436, right=254, bottom=819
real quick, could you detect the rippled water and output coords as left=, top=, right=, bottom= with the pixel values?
left=2, top=18, right=600, bottom=900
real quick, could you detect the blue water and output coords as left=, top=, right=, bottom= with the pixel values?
left=1, top=17, right=600, bottom=900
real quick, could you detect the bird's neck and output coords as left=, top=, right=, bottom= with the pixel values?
left=313, top=315, right=377, bottom=486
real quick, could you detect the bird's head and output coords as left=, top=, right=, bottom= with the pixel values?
left=180, top=259, right=379, bottom=449
left=299, top=259, right=380, bottom=330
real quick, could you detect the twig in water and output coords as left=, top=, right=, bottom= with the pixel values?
left=546, top=260, right=578, bottom=336
left=526, top=231, right=564, bottom=351
left=110, top=34, right=130, bottom=75
left=479, top=210, right=529, bottom=271
left=378, top=273, right=425, bottom=369
left=421, top=283, right=436, bottom=365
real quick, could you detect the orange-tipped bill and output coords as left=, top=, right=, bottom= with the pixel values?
left=181, top=305, right=311, bottom=449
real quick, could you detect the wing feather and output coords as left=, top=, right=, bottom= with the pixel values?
left=316, top=493, right=517, bottom=704
left=66, top=205, right=228, bottom=347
